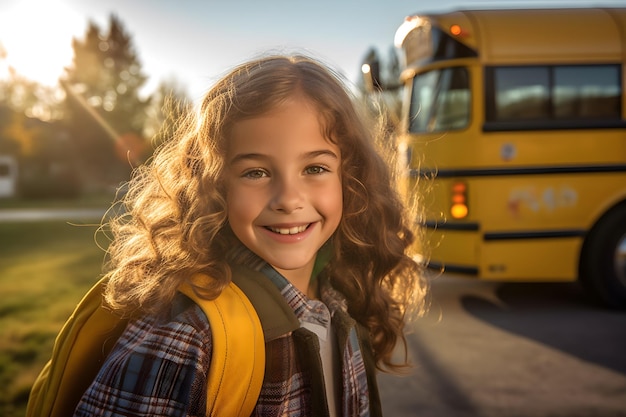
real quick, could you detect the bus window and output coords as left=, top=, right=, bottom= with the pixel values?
left=486, top=64, right=621, bottom=128
left=409, top=67, right=470, bottom=133
left=492, top=67, right=550, bottom=121
left=553, top=65, right=620, bottom=119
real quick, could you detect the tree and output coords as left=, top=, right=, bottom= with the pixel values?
left=0, top=68, right=64, bottom=121
left=359, top=46, right=404, bottom=128
left=144, top=78, right=192, bottom=151
left=62, top=14, right=151, bottom=185
left=0, top=54, right=80, bottom=198
left=0, top=71, right=48, bottom=157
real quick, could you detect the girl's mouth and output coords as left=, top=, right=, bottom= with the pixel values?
left=266, top=224, right=310, bottom=235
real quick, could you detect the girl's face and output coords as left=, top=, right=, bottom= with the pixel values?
left=225, top=96, right=342, bottom=290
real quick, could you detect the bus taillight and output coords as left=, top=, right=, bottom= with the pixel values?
left=450, top=182, right=469, bottom=219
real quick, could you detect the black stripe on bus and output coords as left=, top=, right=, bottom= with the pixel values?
left=411, top=163, right=626, bottom=178
left=424, top=220, right=480, bottom=231
left=483, top=119, right=626, bottom=132
left=424, top=221, right=586, bottom=240
left=427, top=261, right=479, bottom=275
left=483, top=229, right=586, bottom=241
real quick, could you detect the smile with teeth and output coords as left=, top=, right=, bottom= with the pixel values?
left=267, top=224, right=310, bottom=235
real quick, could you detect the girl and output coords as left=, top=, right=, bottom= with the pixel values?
left=74, top=54, right=428, bottom=416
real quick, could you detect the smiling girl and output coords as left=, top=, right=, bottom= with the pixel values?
left=73, top=54, right=429, bottom=417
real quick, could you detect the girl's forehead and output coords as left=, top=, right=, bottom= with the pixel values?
left=226, top=97, right=340, bottom=158
left=231, top=95, right=327, bottom=132
left=261, top=93, right=320, bottom=116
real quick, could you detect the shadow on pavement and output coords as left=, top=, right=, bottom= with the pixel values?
left=461, top=282, right=626, bottom=375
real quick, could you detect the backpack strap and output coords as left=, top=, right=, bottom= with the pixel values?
left=180, top=276, right=265, bottom=417
left=25, top=277, right=130, bottom=417
left=27, top=275, right=265, bottom=417
left=230, top=264, right=300, bottom=341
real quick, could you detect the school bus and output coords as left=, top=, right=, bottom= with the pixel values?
left=389, top=8, right=626, bottom=308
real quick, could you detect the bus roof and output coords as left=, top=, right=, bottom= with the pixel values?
left=398, top=8, right=626, bottom=66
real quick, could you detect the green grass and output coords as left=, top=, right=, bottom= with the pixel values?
left=0, top=221, right=107, bottom=417
left=0, top=192, right=117, bottom=210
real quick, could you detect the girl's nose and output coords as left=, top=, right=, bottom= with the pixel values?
left=270, top=176, right=304, bottom=213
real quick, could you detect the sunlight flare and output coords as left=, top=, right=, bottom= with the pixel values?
left=0, top=0, right=85, bottom=86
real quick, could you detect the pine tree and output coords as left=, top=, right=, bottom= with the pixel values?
left=145, top=78, right=192, bottom=151
left=63, top=14, right=150, bottom=185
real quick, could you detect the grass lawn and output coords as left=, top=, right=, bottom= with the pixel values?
left=0, top=192, right=117, bottom=210
left=0, top=221, right=107, bottom=417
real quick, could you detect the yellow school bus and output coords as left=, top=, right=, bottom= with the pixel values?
left=391, top=8, right=626, bottom=307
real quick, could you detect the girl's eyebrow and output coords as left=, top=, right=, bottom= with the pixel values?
left=304, top=149, right=339, bottom=160
left=229, top=153, right=265, bottom=165
left=229, top=149, right=339, bottom=165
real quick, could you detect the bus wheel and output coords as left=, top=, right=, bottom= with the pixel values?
left=580, top=205, right=626, bottom=309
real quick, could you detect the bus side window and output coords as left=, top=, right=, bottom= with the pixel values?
left=486, top=64, right=622, bottom=127
left=554, top=65, right=621, bottom=120
left=491, top=66, right=550, bottom=121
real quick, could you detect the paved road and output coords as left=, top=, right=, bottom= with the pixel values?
left=0, top=208, right=108, bottom=222
left=378, top=274, right=626, bottom=417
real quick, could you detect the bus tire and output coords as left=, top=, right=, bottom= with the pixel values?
left=580, top=204, right=626, bottom=309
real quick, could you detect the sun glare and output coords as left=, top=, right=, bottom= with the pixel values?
left=0, top=0, right=85, bottom=87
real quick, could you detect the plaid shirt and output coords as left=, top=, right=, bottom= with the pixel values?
left=74, top=265, right=380, bottom=417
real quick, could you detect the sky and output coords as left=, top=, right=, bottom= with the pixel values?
left=0, top=0, right=625, bottom=102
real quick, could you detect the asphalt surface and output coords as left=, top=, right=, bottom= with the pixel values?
left=378, top=274, right=626, bottom=417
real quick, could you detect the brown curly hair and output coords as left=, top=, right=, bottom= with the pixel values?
left=102, top=54, right=429, bottom=371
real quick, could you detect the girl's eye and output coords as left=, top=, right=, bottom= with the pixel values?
left=242, top=169, right=268, bottom=179
left=305, top=165, right=329, bottom=175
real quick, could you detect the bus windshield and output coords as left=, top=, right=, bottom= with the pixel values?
left=409, top=67, right=470, bottom=133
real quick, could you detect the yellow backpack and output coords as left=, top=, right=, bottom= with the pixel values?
left=26, top=275, right=265, bottom=417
